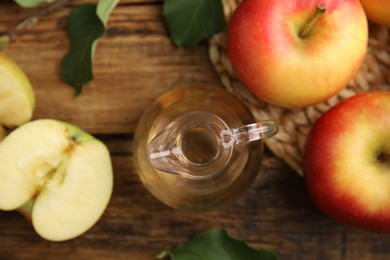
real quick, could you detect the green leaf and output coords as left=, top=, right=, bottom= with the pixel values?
left=61, top=4, right=104, bottom=95
left=61, top=0, right=118, bottom=95
left=14, top=0, right=54, bottom=8
left=163, top=0, right=226, bottom=47
left=97, top=0, right=119, bottom=26
left=159, top=229, right=278, bottom=260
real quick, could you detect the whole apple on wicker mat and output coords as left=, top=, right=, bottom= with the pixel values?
left=303, top=92, right=390, bottom=233
left=359, top=0, right=390, bottom=27
left=0, top=119, right=113, bottom=241
left=227, top=0, right=368, bottom=109
left=0, top=53, right=34, bottom=131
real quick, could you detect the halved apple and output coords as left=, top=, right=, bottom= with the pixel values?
left=0, top=119, right=113, bottom=241
left=0, top=53, right=35, bottom=129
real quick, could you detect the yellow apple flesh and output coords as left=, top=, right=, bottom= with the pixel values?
left=0, top=53, right=35, bottom=127
left=0, top=119, right=113, bottom=241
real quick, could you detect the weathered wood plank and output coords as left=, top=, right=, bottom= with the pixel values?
left=0, top=1, right=222, bottom=135
left=0, top=154, right=390, bottom=259
left=2, top=1, right=390, bottom=259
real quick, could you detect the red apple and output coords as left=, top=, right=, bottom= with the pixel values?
left=227, top=0, right=368, bottom=108
left=303, top=92, right=390, bottom=232
left=359, top=0, right=390, bottom=27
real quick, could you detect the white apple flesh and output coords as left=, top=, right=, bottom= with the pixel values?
left=0, top=119, right=113, bottom=241
left=0, top=53, right=35, bottom=128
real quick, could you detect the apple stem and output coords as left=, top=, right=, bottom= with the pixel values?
left=299, top=5, right=327, bottom=38
left=378, top=152, right=390, bottom=164
left=0, top=0, right=69, bottom=51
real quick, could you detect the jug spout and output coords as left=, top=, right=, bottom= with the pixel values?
left=146, top=111, right=278, bottom=179
left=146, top=129, right=185, bottom=176
left=134, top=85, right=281, bottom=210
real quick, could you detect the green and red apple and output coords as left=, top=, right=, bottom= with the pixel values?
left=359, top=0, right=390, bottom=27
left=0, top=119, right=113, bottom=241
left=0, top=53, right=35, bottom=131
left=303, top=92, right=390, bottom=232
left=227, top=0, right=368, bottom=108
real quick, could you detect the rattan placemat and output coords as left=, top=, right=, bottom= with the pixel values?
left=209, top=0, right=390, bottom=176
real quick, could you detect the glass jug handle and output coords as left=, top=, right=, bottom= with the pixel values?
left=147, top=117, right=278, bottom=178
left=220, top=121, right=278, bottom=148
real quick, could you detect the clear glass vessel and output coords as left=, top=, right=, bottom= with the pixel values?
left=133, top=86, right=278, bottom=211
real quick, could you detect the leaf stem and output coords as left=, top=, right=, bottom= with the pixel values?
left=299, top=5, right=326, bottom=38
left=0, top=0, right=70, bottom=51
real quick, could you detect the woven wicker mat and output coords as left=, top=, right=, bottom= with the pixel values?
left=209, top=0, right=390, bottom=176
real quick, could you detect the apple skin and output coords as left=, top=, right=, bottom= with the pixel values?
left=359, top=0, right=390, bottom=27
left=227, top=0, right=368, bottom=108
left=303, top=92, right=390, bottom=233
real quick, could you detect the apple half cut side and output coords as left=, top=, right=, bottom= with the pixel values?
left=0, top=53, right=35, bottom=130
left=0, top=119, right=113, bottom=241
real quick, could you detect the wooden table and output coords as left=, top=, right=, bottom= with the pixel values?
left=1, top=0, right=390, bottom=259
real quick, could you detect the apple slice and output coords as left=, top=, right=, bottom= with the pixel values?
left=0, top=53, right=35, bottom=128
left=0, top=119, right=113, bottom=241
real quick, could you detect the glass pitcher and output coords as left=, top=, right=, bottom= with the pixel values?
left=133, top=85, right=278, bottom=211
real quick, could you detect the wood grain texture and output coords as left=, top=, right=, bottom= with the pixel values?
left=2, top=153, right=390, bottom=259
left=0, top=0, right=221, bottom=134
left=1, top=0, right=390, bottom=259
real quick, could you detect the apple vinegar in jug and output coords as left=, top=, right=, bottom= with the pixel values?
left=133, top=86, right=278, bottom=211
